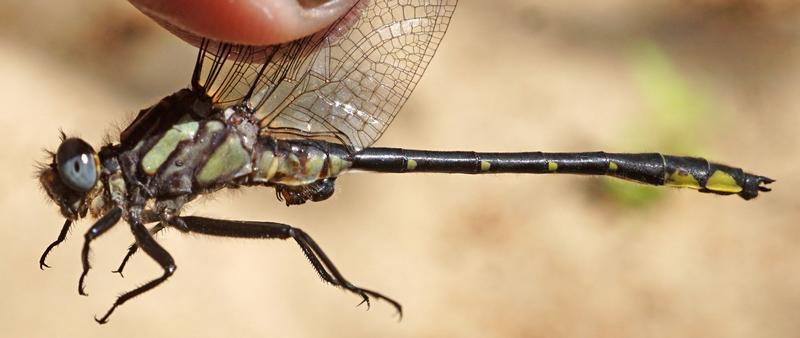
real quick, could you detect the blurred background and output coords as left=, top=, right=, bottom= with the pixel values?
left=1, top=1, right=799, bottom=337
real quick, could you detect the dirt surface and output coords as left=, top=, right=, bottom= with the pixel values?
left=1, top=1, right=798, bottom=337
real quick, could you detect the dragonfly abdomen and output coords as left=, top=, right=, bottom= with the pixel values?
left=349, top=148, right=773, bottom=200
left=249, top=138, right=352, bottom=187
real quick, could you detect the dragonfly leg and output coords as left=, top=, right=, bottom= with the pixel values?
left=173, top=216, right=403, bottom=318
left=112, top=222, right=167, bottom=277
left=39, top=219, right=73, bottom=269
left=78, top=207, right=122, bottom=296
left=95, top=219, right=176, bottom=324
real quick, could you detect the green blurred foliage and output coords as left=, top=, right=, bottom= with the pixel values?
left=600, top=40, right=715, bottom=208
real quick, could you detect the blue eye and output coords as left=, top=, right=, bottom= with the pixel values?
left=56, top=138, right=98, bottom=193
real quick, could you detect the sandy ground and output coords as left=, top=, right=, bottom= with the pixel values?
left=1, top=1, right=799, bottom=337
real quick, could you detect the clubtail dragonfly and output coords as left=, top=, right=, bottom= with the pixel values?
left=37, top=0, right=773, bottom=324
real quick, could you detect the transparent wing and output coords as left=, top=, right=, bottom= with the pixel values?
left=193, top=0, right=457, bottom=150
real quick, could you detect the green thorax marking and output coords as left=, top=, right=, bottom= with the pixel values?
left=196, top=132, right=250, bottom=185
left=141, top=117, right=199, bottom=175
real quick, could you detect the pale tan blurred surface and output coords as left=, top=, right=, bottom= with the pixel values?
left=1, top=1, right=799, bottom=337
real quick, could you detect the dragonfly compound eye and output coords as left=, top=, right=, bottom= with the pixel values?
left=56, top=138, right=98, bottom=193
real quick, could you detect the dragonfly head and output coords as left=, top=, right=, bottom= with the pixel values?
left=39, top=136, right=102, bottom=221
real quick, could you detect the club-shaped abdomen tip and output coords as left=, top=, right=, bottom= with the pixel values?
left=739, top=174, right=775, bottom=200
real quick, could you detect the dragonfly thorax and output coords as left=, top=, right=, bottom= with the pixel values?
left=112, top=89, right=357, bottom=210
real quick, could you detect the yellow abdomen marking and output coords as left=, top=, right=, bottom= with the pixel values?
left=665, top=170, right=701, bottom=190
left=253, top=151, right=279, bottom=182
left=407, top=159, right=417, bottom=171
left=705, top=170, right=743, bottom=193
left=547, top=161, right=558, bottom=171
left=328, top=155, right=352, bottom=177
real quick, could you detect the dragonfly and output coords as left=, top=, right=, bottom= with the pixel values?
left=37, top=0, right=773, bottom=324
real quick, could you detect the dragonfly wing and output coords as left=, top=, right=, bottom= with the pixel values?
left=193, top=0, right=457, bottom=150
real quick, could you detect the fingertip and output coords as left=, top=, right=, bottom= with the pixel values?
left=129, top=0, right=359, bottom=46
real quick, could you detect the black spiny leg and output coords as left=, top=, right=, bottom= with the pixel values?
left=95, top=219, right=176, bottom=324
left=112, top=222, right=167, bottom=277
left=39, top=219, right=72, bottom=269
left=173, top=216, right=402, bottom=317
left=78, top=207, right=123, bottom=296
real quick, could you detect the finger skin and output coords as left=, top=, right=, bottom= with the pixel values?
left=129, top=0, right=359, bottom=45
